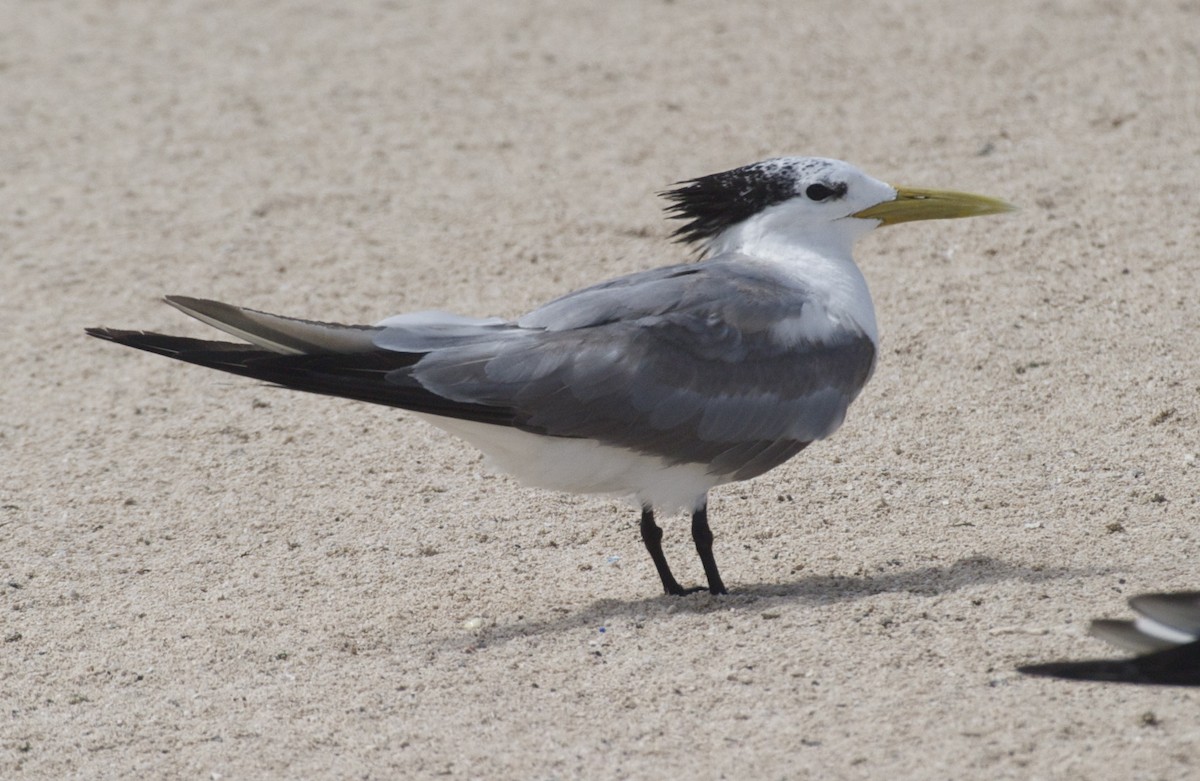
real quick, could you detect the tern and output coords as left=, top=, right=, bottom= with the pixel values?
left=1019, top=591, right=1200, bottom=686
left=88, top=156, right=1012, bottom=596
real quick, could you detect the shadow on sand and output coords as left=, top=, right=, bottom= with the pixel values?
left=466, top=555, right=1095, bottom=647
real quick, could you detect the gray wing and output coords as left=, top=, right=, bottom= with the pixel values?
left=384, top=258, right=876, bottom=480
left=1090, top=592, right=1200, bottom=654
left=1019, top=591, right=1200, bottom=686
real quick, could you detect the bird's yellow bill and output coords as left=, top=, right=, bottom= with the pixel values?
left=851, top=186, right=1015, bottom=225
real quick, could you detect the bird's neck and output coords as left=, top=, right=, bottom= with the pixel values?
left=707, top=216, right=880, bottom=345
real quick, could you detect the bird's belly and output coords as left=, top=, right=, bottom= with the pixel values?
left=411, top=413, right=720, bottom=513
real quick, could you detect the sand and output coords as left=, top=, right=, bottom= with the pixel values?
left=3, top=1, right=1198, bottom=778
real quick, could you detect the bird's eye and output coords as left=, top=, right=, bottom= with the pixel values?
left=805, top=182, right=845, bottom=202
left=806, top=184, right=834, bottom=201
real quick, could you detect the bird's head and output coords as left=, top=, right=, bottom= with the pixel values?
left=661, top=156, right=1014, bottom=258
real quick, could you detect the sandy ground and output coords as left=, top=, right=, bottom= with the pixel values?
left=3, top=1, right=1199, bottom=778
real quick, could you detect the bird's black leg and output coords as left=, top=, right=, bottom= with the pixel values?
left=691, top=503, right=727, bottom=595
left=640, top=507, right=713, bottom=596
left=639, top=507, right=690, bottom=596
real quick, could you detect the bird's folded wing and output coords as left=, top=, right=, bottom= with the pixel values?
left=107, top=261, right=876, bottom=478
left=1019, top=591, right=1200, bottom=686
left=394, top=260, right=876, bottom=476
left=1129, top=592, right=1200, bottom=638
left=1089, top=620, right=1180, bottom=655
left=1088, top=592, right=1200, bottom=653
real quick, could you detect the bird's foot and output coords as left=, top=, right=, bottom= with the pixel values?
left=665, top=582, right=727, bottom=597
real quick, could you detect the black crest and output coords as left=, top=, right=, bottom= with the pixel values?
left=660, top=159, right=820, bottom=246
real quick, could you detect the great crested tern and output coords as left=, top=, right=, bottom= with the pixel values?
left=88, top=156, right=1013, bottom=596
left=1020, top=591, right=1200, bottom=686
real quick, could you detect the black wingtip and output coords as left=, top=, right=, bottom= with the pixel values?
left=85, top=328, right=261, bottom=360
left=86, top=327, right=141, bottom=342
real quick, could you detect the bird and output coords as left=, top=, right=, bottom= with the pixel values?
left=1019, top=591, right=1200, bottom=686
left=87, top=156, right=1013, bottom=597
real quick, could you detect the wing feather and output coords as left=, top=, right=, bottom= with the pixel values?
left=95, top=258, right=876, bottom=482
left=404, top=258, right=875, bottom=479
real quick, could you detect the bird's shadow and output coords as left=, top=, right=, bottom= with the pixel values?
left=466, top=555, right=1096, bottom=648
left=1018, top=642, right=1200, bottom=687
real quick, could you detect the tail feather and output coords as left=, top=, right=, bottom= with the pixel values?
left=85, top=327, right=516, bottom=426
left=164, top=296, right=381, bottom=354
